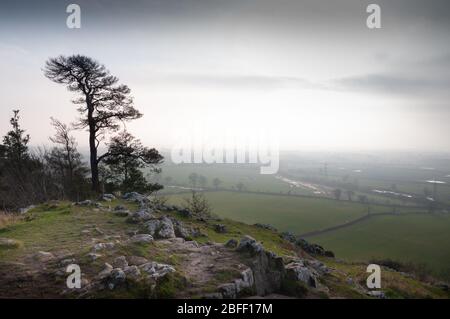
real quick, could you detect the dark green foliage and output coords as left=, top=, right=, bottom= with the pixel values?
left=101, top=131, right=163, bottom=194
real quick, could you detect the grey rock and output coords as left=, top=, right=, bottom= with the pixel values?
left=108, top=268, right=126, bottom=289
left=130, top=234, right=154, bottom=244
left=237, top=236, right=264, bottom=255
left=92, top=242, right=115, bottom=252
left=98, top=263, right=113, bottom=279
left=59, top=258, right=76, bottom=267
left=285, top=261, right=317, bottom=288
left=218, top=283, right=237, bottom=299
left=144, top=216, right=176, bottom=239
left=139, top=262, right=175, bottom=279
left=113, top=256, right=128, bottom=269
left=124, top=265, right=141, bottom=279
left=127, top=210, right=154, bottom=223
left=254, top=223, right=277, bottom=232
left=128, top=256, right=148, bottom=266
left=367, top=290, right=386, bottom=299
left=87, top=253, right=102, bottom=261
left=225, top=239, right=238, bottom=249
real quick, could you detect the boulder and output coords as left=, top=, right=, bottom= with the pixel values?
left=178, top=208, right=193, bottom=218
left=114, top=210, right=130, bottom=217
left=114, top=205, right=127, bottom=211
left=144, top=216, right=176, bottom=239
left=218, top=283, right=237, bottom=299
left=59, top=258, right=76, bottom=267
left=139, top=262, right=175, bottom=279
left=123, top=265, right=141, bottom=279
left=97, top=263, right=113, bottom=279
left=113, top=256, right=128, bottom=269
left=130, top=234, right=154, bottom=244
left=225, top=239, right=238, bottom=249
left=284, top=261, right=317, bottom=288
left=107, top=268, right=126, bottom=289
left=92, top=242, right=115, bottom=252
left=127, top=210, right=154, bottom=223
left=128, top=256, right=149, bottom=266
left=171, top=218, right=191, bottom=239
left=237, top=236, right=264, bottom=255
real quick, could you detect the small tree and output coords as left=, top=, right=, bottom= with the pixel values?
left=333, top=188, right=342, bottom=201
left=188, top=173, right=199, bottom=188
left=183, top=190, right=212, bottom=218
left=46, top=118, right=89, bottom=200
left=212, top=177, right=222, bottom=190
left=102, top=131, right=163, bottom=194
left=2, top=110, right=30, bottom=164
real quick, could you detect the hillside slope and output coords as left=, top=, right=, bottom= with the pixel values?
left=0, top=195, right=448, bottom=299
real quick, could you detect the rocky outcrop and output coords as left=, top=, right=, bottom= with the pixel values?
left=144, top=216, right=176, bottom=239
left=139, top=262, right=176, bottom=279
left=127, top=210, right=154, bottom=223
left=130, top=234, right=154, bottom=244
left=254, top=223, right=277, bottom=232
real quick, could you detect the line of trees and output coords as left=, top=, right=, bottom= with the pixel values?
left=0, top=55, right=164, bottom=210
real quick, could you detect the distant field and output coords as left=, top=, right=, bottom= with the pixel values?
left=311, top=213, right=450, bottom=280
left=169, top=191, right=376, bottom=235
left=158, top=163, right=293, bottom=193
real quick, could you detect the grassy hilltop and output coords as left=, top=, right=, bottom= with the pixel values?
left=0, top=197, right=448, bottom=299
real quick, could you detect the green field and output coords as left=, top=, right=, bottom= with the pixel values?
left=312, top=213, right=450, bottom=279
left=169, top=191, right=378, bottom=235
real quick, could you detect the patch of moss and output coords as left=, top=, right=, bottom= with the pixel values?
left=153, top=273, right=188, bottom=299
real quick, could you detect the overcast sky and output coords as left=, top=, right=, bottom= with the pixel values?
left=1, top=0, right=449, bottom=152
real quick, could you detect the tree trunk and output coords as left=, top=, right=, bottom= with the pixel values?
left=88, top=105, right=100, bottom=193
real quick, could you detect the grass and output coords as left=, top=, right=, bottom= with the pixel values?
left=168, top=191, right=376, bottom=235
left=312, top=213, right=450, bottom=280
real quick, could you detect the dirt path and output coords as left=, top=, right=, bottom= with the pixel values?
left=157, top=238, right=248, bottom=297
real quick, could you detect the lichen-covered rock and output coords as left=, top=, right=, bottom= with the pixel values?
left=92, top=242, right=115, bottom=252
left=144, top=216, right=176, bottom=239
left=130, top=234, right=154, bottom=244
left=97, top=263, right=113, bottom=279
left=123, top=265, right=141, bottom=279
left=237, top=236, right=264, bottom=255
left=218, top=283, right=237, bottom=299
left=127, top=210, right=154, bottom=223
left=128, top=256, right=149, bottom=266
left=225, top=239, right=238, bottom=249
left=107, top=268, right=126, bottom=289
left=100, top=193, right=116, bottom=202
left=113, top=256, right=128, bottom=269
left=285, top=261, right=318, bottom=288
left=139, top=262, right=175, bottom=279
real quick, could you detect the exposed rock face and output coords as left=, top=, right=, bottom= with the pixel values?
left=171, top=218, right=191, bottom=239
left=139, top=262, right=176, bottom=279
left=107, top=268, right=126, bottom=289
left=127, top=210, right=154, bottom=223
left=113, top=256, right=129, bottom=269
left=122, top=192, right=148, bottom=207
left=236, top=236, right=284, bottom=296
left=285, top=261, right=318, bottom=288
left=225, top=239, right=238, bottom=248
left=97, top=263, right=113, bottom=279
left=237, top=235, right=264, bottom=255
left=144, top=216, right=176, bottom=239
left=130, top=234, right=154, bottom=244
